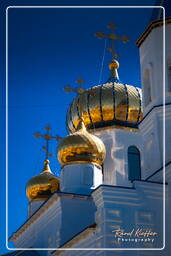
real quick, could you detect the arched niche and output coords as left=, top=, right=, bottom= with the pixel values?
left=142, top=63, right=153, bottom=107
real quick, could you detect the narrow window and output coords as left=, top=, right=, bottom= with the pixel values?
left=143, top=69, right=152, bottom=106
left=167, top=58, right=171, bottom=92
left=128, top=146, right=141, bottom=181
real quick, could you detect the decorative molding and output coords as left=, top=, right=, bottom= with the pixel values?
left=53, top=224, right=97, bottom=254
left=136, top=17, right=171, bottom=48
left=9, top=192, right=91, bottom=242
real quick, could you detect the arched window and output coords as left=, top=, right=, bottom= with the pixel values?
left=143, top=68, right=152, bottom=107
left=128, top=146, right=141, bottom=181
left=167, top=57, right=171, bottom=92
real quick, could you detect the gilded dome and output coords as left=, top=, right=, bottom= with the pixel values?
left=26, top=160, right=60, bottom=201
left=66, top=61, right=142, bottom=133
left=57, top=120, right=106, bottom=166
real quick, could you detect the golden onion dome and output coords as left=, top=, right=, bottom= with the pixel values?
left=57, top=119, right=106, bottom=166
left=26, top=160, right=60, bottom=201
left=66, top=60, right=143, bottom=133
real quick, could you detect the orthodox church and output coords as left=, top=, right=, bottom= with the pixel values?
left=6, top=4, right=171, bottom=256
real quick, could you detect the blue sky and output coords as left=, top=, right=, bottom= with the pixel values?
left=0, top=0, right=158, bottom=254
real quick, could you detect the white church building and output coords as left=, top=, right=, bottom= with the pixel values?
left=6, top=5, right=171, bottom=256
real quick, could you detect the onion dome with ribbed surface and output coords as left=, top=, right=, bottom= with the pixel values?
left=66, top=59, right=142, bottom=133
left=57, top=119, right=106, bottom=166
left=26, top=160, right=60, bottom=201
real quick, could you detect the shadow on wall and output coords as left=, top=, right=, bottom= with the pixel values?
left=97, top=130, right=126, bottom=185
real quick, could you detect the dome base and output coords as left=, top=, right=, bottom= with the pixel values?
left=60, top=163, right=103, bottom=195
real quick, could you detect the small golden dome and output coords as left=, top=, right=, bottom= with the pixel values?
left=57, top=120, right=106, bottom=166
left=26, top=160, right=60, bottom=201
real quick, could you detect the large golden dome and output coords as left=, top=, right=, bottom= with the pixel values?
left=26, top=160, right=60, bottom=201
left=66, top=61, right=142, bottom=133
left=58, top=120, right=106, bottom=166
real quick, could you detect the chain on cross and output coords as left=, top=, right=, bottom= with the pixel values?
left=33, top=125, right=62, bottom=159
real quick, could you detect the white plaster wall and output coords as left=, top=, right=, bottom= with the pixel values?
left=13, top=196, right=62, bottom=254
left=59, top=195, right=96, bottom=246
left=139, top=23, right=171, bottom=113
left=92, top=182, right=163, bottom=250
left=58, top=182, right=165, bottom=254
left=60, top=163, right=102, bottom=195
left=139, top=108, right=162, bottom=179
left=139, top=102, right=171, bottom=180
left=28, top=199, right=46, bottom=217
left=157, top=105, right=171, bottom=164
left=93, top=128, right=143, bottom=187
left=13, top=193, right=96, bottom=256
left=138, top=22, right=171, bottom=180
left=139, top=26, right=164, bottom=115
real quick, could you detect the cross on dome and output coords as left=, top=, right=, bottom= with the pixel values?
left=63, top=77, right=85, bottom=94
left=95, top=22, right=129, bottom=59
left=33, top=125, right=62, bottom=160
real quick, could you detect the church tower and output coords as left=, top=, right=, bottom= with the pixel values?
left=58, top=118, right=106, bottom=195
left=65, top=24, right=143, bottom=187
left=136, top=14, right=171, bottom=180
left=26, top=159, right=60, bottom=217
left=26, top=126, right=60, bottom=216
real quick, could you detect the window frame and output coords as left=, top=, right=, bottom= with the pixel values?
left=127, top=145, right=141, bottom=182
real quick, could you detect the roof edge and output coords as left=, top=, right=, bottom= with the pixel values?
left=136, top=17, right=171, bottom=48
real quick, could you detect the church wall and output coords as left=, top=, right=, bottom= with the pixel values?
left=139, top=109, right=162, bottom=180
left=92, top=183, right=163, bottom=250
left=28, top=199, right=46, bottom=217
left=57, top=182, right=164, bottom=255
left=12, top=195, right=62, bottom=254
left=60, top=163, right=102, bottom=195
left=138, top=21, right=171, bottom=181
left=138, top=25, right=164, bottom=115
left=157, top=105, right=171, bottom=165
left=59, top=195, right=96, bottom=246
left=94, top=128, right=143, bottom=186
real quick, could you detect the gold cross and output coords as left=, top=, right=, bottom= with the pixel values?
left=95, top=23, right=129, bottom=58
left=64, top=78, right=96, bottom=122
left=33, top=125, right=62, bottom=159
left=63, top=77, right=85, bottom=94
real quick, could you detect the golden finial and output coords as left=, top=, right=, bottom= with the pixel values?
left=108, top=59, right=119, bottom=81
left=42, top=159, right=51, bottom=173
left=33, top=125, right=62, bottom=160
left=95, top=22, right=129, bottom=59
left=77, top=117, right=86, bottom=132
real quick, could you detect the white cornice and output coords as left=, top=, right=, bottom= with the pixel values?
left=9, top=193, right=60, bottom=241
left=9, top=192, right=91, bottom=242
left=136, top=17, right=171, bottom=48
left=53, top=225, right=96, bottom=255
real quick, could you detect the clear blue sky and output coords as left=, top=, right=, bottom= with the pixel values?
left=0, top=0, right=158, bottom=254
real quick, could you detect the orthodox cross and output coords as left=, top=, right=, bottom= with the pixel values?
left=63, top=77, right=85, bottom=94
left=33, top=125, right=62, bottom=159
left=63, top=77, right=96, bottom=119
left=64, top=77, right=96, bottom=97
left=95, top=23, right=129, bottom=58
